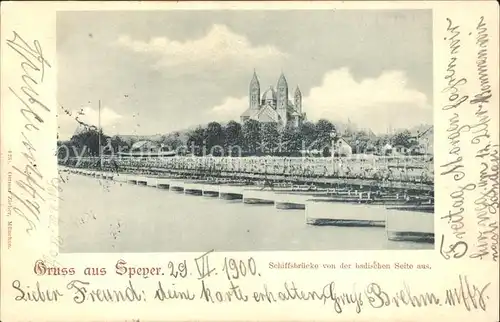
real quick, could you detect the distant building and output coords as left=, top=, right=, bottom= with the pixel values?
left=130, top=140, right=161, bottom=153
left=409, top=126, right=434, bottom=155
left=240, top=70, right=306, bottom=128
left=333, top=137, right=353, bottom=157
left=119, top=140, right=175, bottom=157
left=417, top=126, right=434, bottom=155
left=381, top=143, right=393, bottom=156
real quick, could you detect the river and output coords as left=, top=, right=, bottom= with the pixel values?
left=58, top=172, right=433, bottom=252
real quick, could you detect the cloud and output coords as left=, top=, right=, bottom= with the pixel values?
left=206, top=96, right=248, bottom=122
left=114, top=24, right=287, bottom=68
left=303, top=68, right=432, bottom=133
left=58, top=106, right=123, bottom=140
left=78, top=106, right=123, bottom=127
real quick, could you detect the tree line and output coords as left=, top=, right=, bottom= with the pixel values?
left=58, top=119, right=421, bottom=159
left=142, top=119, right=418, bottom=156
left=57, top=129, right=129, bottom=158
left=183, top=119, right=338, bottom=156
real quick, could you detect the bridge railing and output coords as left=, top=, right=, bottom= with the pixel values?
left=59, top=155, right=434, bottom=183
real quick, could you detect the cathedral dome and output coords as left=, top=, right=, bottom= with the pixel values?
left=262, top=86, right=276, bottom=101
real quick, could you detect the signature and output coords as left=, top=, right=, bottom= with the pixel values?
left=6, top=31, right=51, bottom=235
left=365, top=275, right=490, bottom=312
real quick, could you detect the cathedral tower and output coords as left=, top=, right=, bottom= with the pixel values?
left=249, top=69, right=261, bottom=110
left=276, top=72, right=289, bottom=125
left=294, top=86, right=302, bottom=113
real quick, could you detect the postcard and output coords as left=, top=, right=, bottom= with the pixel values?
left=1, top=1, right=498, bottom=321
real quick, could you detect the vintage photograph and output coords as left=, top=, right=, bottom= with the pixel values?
left=56, top=10, right=434, bottom=253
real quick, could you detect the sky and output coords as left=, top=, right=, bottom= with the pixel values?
left=57, top=10, right=433, bottom=140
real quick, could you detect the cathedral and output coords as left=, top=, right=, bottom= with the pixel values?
left=240, top=70, right=306, bottom=128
